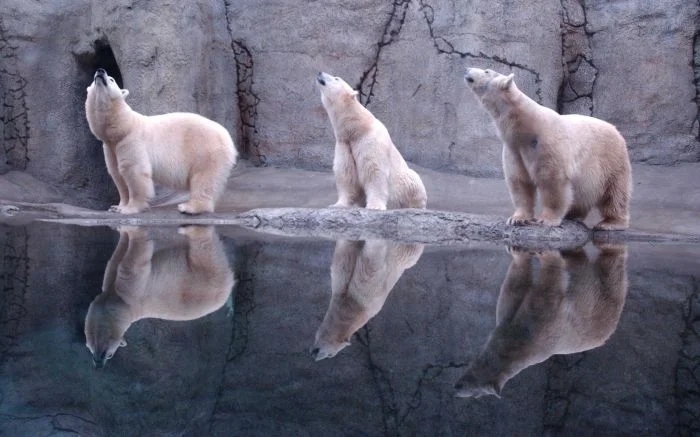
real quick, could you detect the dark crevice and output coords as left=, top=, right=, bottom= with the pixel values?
left=542, top=353, right=587, bottom=433
left=0, top=228, right=29, bottom=366
left=557, top=0, right=598, bottom=115
left=74, top=37, right=123, bottom=88
left=223, top=0, right=265, bottom=165
left=207, top=242, right=258, bottom=433
left=692, top=15, right=700, bottom=140
left=419, top=1, right=544, bottom=104
left=356, top=0, right=411, bottom=107
left=357, top=325, right=400, bottom=436
left=675, top=277, right=700, bottom=436
left=399, top=360, right=468, bottom=429
left=0, top=16, right=30, bottom=172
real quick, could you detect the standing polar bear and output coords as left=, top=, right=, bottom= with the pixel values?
left=85, top=226, right=235, bottom=368
left=317, top=72, right=427, bottom=210
left=464, top=68, right=631, bottom=230
left=455, top=244, right=628, bottom=398
left=85, top=69, right=237, bottom=214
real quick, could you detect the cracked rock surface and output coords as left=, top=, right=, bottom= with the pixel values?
left=0, top=1, right=698, bottom=208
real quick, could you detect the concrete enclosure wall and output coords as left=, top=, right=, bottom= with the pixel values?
left=1, top=0, right=698, bottom=203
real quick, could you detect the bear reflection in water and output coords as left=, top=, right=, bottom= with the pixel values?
left=311, top=239, right=424, bottom=360
left=84, top=226, right=235, bottom=368
left=455, top=243, right=628, bottom=398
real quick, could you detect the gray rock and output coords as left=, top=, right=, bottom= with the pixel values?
left=0, top=1, right=698, bottom=201
left=1, top=0, right=238, bottom=208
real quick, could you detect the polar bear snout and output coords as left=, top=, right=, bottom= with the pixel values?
left=317, top=72, right=327, bottom=86
left=464, top=68, right=481, bottom=85
left=94, top=68, right=108, bottom=85
left=92, top=351, right=107, bottom=369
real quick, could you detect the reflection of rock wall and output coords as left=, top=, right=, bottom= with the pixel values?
left=0, top=1, right=697, bottom=200
left=221, top=241, right=699, bottom=436
left=0, top=224, right=233, bottom=436
left=1, top=227, right=699, bottom=435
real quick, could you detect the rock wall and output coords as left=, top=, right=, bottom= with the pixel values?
left=0, top=1, right=697, bottom=203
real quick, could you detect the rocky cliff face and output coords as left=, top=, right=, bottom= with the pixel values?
left=1, top=1, right=698, bottom=205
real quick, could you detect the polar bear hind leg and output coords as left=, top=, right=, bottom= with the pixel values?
left=178, top=159, right=231, bottom=214
left=404, top=169, right=427, bottom=209
left=594, top=175, right=630, bottom=230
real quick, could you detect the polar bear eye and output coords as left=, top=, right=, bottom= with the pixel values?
left=109, top=78, right=115, bottom=83
left=106, top=352, right=113, bottom=359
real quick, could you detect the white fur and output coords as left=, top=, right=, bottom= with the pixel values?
left=464, top=68, right=632, bottom=230
left=316, top=72, right=427, bottom=210
left=455, top=245, right=628, bottom=398
left=85, top=70, right=237, bottom=214
left=311, top=239, right=424, bottom=360
left=84, top=226, right=235, bottom=367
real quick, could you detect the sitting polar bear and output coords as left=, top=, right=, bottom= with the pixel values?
left=85, top=69, right=237, bottom=214
left=316, top=72, right=427, bottom=210
left=311, top=239, right=424, bottom=360
left=464, top=68, right=632, bottom=230
left=84, top=226, right=235, bottom=368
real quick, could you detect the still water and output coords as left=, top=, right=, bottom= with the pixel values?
left=0, top=223, right=698, bottom=436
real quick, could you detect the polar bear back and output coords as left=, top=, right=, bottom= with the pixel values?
left=138, top=112, right=236, bottom=188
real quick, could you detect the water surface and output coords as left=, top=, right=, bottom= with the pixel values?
left=0, top=223, right=698, bottom=436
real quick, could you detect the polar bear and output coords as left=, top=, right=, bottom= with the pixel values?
left=316, top=72, right=427, bottom=210
left=85, top=226, right=235, bottom=368
left=311, top=239, right=424, bottom=360
left=464, top=68, right=632, bottom=230
left=454, top=244, right=628, bottom=398
left=85, top=69, right=237, bottom=214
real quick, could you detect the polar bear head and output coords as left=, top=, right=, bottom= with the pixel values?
left=87, top=68, right=127, bottom=98
left=85, top=293, right=130, bottom=368
left=316, top=72, right=359, bottom=112
left=85, top=69, right=130, bottom=142
left=310, top=292, right=367, bottom=361
left=464, top=68, right=516, bottom=116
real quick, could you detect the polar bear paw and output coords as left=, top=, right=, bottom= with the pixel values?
left=177, top=201, right=212, bottom=215
left=114, top=203, right=147, bottom=214
left=365, top=201, right=387, bottom=211
left=506, top=214, right=532, bottom=226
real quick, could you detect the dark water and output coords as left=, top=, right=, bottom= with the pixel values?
left=0, top=223, right=698, bottom=437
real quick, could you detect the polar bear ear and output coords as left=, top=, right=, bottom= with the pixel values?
left=119, top=339, right=127, bottom=347
left=501, top=74, right=514, bottom=90
left=350, top=90, right=359, bottom=100
left=121, top=89, right=129, bottom=98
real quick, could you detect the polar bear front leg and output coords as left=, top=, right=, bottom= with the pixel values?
left=117, top=159, right=154, bottom=214
left=103, top=144, right=129, bottom=212
left=503, top=148, right=535, bottom=225
left=117, top=227, right=153, bottom=293
left=178, top=225, right=217, bottom=268
left=330, top=142, right=362, bottom=208
left=363, top=169, right=389, bottom=210
left=536, top=180, right=573, bottom=227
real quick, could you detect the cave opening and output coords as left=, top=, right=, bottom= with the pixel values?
left=76, top=38, right=123, bottom=88
left=72, top=37, right=123, bottom=208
